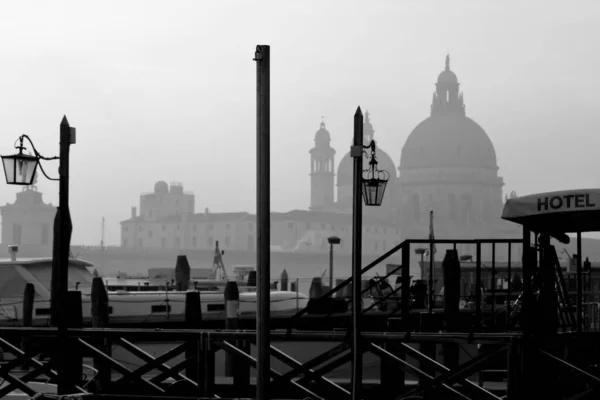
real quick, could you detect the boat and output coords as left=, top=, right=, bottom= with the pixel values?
left=0, top=250, right=310, bottom=326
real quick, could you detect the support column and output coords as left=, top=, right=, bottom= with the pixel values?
left=350, top=107, right=364, bottom=400
left=254, top=44, right=271, bottom=400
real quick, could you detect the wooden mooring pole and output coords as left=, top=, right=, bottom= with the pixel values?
left=254, top=43, right=271, bottom=400
left=91, top=275, right=111, bottom=391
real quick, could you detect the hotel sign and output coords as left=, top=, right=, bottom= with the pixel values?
left=537, top=193, right=596, bottom=212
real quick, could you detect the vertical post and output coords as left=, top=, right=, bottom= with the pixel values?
left=491, top=243, right=496, bottom=318
left=51, top=116, right=73, bottom=327
left=400, top=246, right=411, bottom=321
left=428, top=244, right=434, bottom=314
left=522, top=228, right=533, bottom=334
left=49, top=116, right=74, bottom=396
left=577, top=232, right=583, bottom=333
left=350, top=106, right=364, bottom=400
left=506, top=243, right=512, bottom=328
left=280, top=269, right=288, bottom=291
left=91, top=276, right=111, bottom=391
left=475, top=242, right=482, bottom=325
left=329, top=243, right=334, bottom=290
left=254, top=44, right=271, bottom=400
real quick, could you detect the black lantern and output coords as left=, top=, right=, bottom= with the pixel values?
left=1, top=137, right=40, bottom=185
left=361, top=140, right=389, bottom=206
left=1, top=135, right=58, bottom=186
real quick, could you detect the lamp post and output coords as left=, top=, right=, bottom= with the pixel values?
left=327, top=236, right=341, bottom=290
left=2, top=117, right=75, bottom=328
left=350, top=106, right=389, bottom=400
left=2, top=117, right=75, bottom=394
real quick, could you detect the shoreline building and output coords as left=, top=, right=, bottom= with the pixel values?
left=2, top=56, right=537, bottom=279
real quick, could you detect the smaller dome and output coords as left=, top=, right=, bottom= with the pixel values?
left=315, top=122, right=331, bottom=144
left=154, top=181, right=169, bottom=194
left=437, top=70, right=458, bottom=84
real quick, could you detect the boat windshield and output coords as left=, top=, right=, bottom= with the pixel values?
left=27, top=263, right=94, bottom=292
left=0, top=266, right=33, bottom=299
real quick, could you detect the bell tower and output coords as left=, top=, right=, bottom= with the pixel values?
left=431, top=55, right=465, bottom=117
left=309, top=118, right=336, bottom=210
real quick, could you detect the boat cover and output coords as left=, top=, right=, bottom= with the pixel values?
left=501, top=188, right=600, bottom=233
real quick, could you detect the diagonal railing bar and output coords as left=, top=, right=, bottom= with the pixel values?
left=271, top=342, right=350, bottom=394
left=567, top=387, right=596, bottom=400
left=269, top=341, right=351, bottom=390
left=0, top=337, right=58, bottom=381
left=116, top=339, right=196, bottom=387
left=395, top=343, right=507, bottom=400
left=115, top=341, right=189, bottom=385
left=215, top=340, right=325, bottom=400
left=0, top=350, right=53, bottom=398
left=0, top=336, right=87, bottom=393
left=78, top=338, right=165, bottom=394
left=149, top=357, right=192, bottom=385
left=296, top=349, right=354, bottom=387
left=362, top=282, right=404, bottom=315
left=366, top=342, right=472, bottom=400
left=323, top=264, right=406, bottom=320
left=539, top=348, right=600, bottom=388
left=0, top=364, right=37, bottom=397
left=290, top=241, right=408, bottom=322
left=268, top=344, right=351, bottom=398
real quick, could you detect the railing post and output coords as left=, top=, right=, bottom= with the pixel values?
left=185, top=291, right=202, bottom=393
left=475, top=242, right=482, bottom=326
left=91, top=276, right=111, bottom=392
left=21, top=283, right=34, bottom=369
left=507, top=337, right=523, bottom=399
left=59, top=290, right=83, bottom=395
left=400, top=245, right=411, bottom=323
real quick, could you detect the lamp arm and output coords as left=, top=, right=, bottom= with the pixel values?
left=16, top=134, right=60, bottom=181
left=17, top=134, right=60, bottom=161
left=37, top=162, right=60, bottom=182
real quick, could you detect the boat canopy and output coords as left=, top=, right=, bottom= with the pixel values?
left=501, top=188, right=600, bottom=233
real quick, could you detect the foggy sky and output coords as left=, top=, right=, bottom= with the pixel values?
left=0, top=0, right=599, bottom=245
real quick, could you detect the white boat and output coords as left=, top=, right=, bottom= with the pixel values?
left=0, top=254, right=309, bottom=325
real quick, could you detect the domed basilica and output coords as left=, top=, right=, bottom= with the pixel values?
left=309, top=55, right=519, bottom=252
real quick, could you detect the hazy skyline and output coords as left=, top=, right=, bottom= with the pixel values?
left=1, top=0, right=599, bottom=245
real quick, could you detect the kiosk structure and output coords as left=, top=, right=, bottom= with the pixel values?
left=502, top=188, right=600, bottom=334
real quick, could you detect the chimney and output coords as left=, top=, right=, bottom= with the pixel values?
left=8, top=245, right=18, bottom=262
left=205, top=207, right=209, bottom=214
left=131, top=207, right=137, bottom=219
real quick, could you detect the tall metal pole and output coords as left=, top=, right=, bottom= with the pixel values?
left=254, top=44, right=271, bottom=400
left=576, top=232, right=583, bottom=333
left=329, top=243, right=334, bottom=289
left=428, top=244, right=434, bottom=313
left=350, top=106, right=364, bottom=400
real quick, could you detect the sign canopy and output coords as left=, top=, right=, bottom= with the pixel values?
left=501, top=189, right=600, bottom=233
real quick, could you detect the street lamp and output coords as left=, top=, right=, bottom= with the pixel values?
left=1, top=117, right=75, bottom=330
left=361, top=140, right=390, bottom=206
left=349, top=107, right=389, bottom=400
left=327, top=236, right=341, bottom=290
left=1, top=138, right=43, bottom=185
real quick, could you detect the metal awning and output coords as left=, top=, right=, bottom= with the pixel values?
left=501, top=188, right=600, bottom=233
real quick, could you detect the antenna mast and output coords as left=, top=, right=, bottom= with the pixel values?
left=101, top=217, right=105, bottom=250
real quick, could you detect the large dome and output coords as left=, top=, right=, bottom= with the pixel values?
left=400, top=115, right=498, bottom=170
left=338, top=144, right=397, bottom=186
